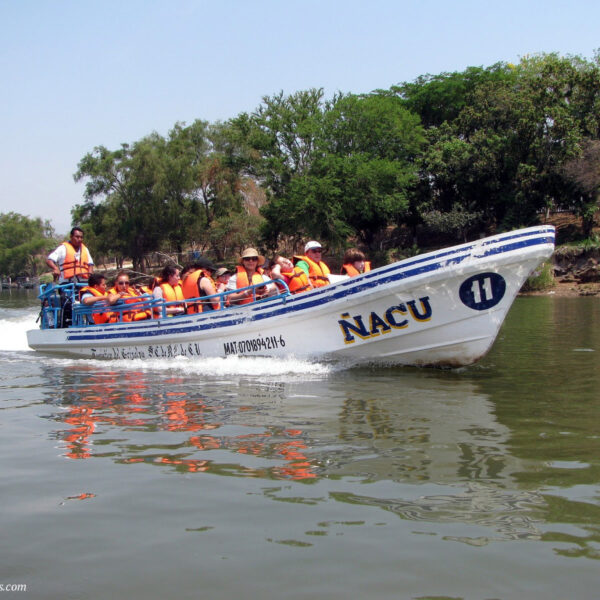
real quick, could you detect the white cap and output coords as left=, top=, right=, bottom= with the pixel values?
left=304, top=240, right=322, bottom=253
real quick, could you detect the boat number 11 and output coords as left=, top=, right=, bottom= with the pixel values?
left=459, top=273, right=506, bottom=311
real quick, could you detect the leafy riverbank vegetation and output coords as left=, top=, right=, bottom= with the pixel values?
left=0, top=213, right=55, bottom=281
left=2, top=52, right=600, bottom=280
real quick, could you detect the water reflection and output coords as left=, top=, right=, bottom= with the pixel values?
left=468, top=297, right=600, bottom=492
left=329, top=483, right=547, bottom=543
left=38, top=298, right=600, bottom=559
left=332, top=375, right=517, bottom=483
left=44, top=365, right=320, bottom=480
left=45, top=366, right=510, bottom=478
left=43, top=358, right=595, bottom=489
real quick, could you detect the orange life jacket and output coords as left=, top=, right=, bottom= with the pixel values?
left=79, top=286, right=111, bottom=324
left=235, top=266, right=265, bottom=305
left=108, top=285, right=150, bottom=321
left=182, top=270, right=219, bottom=313
left=155, top=282, right=185, bottom=316
left=341, top=261, right=371, bottom=277
left=280, top=266, right=311, bottom=294
left=159, top=282, right=184, bottom=302
left=61, top=242, right=91, bottom=280
left=294, top=255, right=330, bottom=288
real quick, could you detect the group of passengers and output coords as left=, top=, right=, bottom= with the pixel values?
left=46, top=227, right=372, bottom=324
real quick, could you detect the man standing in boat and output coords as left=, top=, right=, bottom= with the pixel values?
left=46, top=227, right=94, bottom=283
left=293, top=241, right=331, bottom=288
left=46, top=226, right=95, bottom=328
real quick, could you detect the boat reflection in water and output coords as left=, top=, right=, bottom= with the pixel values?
left=42, top=358, right=554, bottom=546
left=46, top=362, right=321, bottom=480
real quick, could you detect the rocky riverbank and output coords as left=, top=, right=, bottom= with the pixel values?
left=521, top=246, right=600, bottom=297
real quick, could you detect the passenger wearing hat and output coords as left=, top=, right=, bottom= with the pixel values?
left=293, top=241, right=331, bottom=288
left=214, top=267, right=232, bottom=292
left=213, top=267, right=233, bottom=307
left=226, top=248, right=277, bottom=305
left=181, top=257, right=220, bottom=313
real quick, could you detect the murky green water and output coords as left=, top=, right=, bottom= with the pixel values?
left=1, top=291, right=599, bottom=599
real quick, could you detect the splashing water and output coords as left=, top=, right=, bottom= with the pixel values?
left=0, top=307, right=336, bottom=379
left=0, top=307, right=38, bottom=352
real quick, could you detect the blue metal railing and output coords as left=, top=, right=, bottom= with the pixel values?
left=37, top=279, right=291, bottom=330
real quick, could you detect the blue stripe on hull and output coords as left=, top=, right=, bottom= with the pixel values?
left=66, top=231, right=554, bottom=343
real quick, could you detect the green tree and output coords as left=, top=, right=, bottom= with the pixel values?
left=206, top=212, right=264, bottom=262
left=228, top=89, right=327, bottom=249
left=164, top=120, right=250, bottom=258
left=74, top=121, right=250, bottom=269
left=229, top=89, right=325, bottom=197
left=313, top=93, right=424, bottom=249
left=0, top=213, right=56, bottom=278
left=400, top=54, right=600, bottom=237
left=240, top=91, right=424, bottom=251
left=564, top=139, right=600, bottom=237
left=393, top=64, right=515, bottom=128
left=74, top=139, right=168, bottom=272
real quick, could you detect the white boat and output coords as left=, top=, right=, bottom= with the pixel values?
left=27, top=225, right=555, bottom=367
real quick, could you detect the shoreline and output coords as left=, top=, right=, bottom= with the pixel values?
left=519, top=281, right=600, bottom=297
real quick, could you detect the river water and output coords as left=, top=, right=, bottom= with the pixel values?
left=1, top=290, right=599, bottom=599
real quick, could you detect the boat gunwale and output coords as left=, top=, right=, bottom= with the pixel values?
left=52, top=227, right=555, bottom=345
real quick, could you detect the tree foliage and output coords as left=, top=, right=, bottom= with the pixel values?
left=0, top=213, right=56, bottom=278
left=73, top=121, right=249, bottom=271
left=401, top=53, right=600, bottom=237
left=564, top=139, right=600, bottom=236
left=56, top=51, right=600, bottom=271
left=233, top=90, right=425, bottom=251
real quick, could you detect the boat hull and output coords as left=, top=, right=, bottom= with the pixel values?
left=27, top=226, right=555, bottom=367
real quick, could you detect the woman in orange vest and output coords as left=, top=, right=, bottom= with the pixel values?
left=293, top=240, right=331, bottom=288
left=341, top=248, right=371, bottom=277
left=226, top=248, right=276, bottom=305
left=109, top=271, right=151, bottom=321
left=79, top=274, right=121, bottom=324
left=152, top=265, right=186, bottom=316
left=181, top=258, right=220, bottom=313
left=270, top=255, right=311, bottom=294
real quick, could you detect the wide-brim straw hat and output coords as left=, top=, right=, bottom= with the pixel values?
left=238, top=247, right=265, bottom=266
